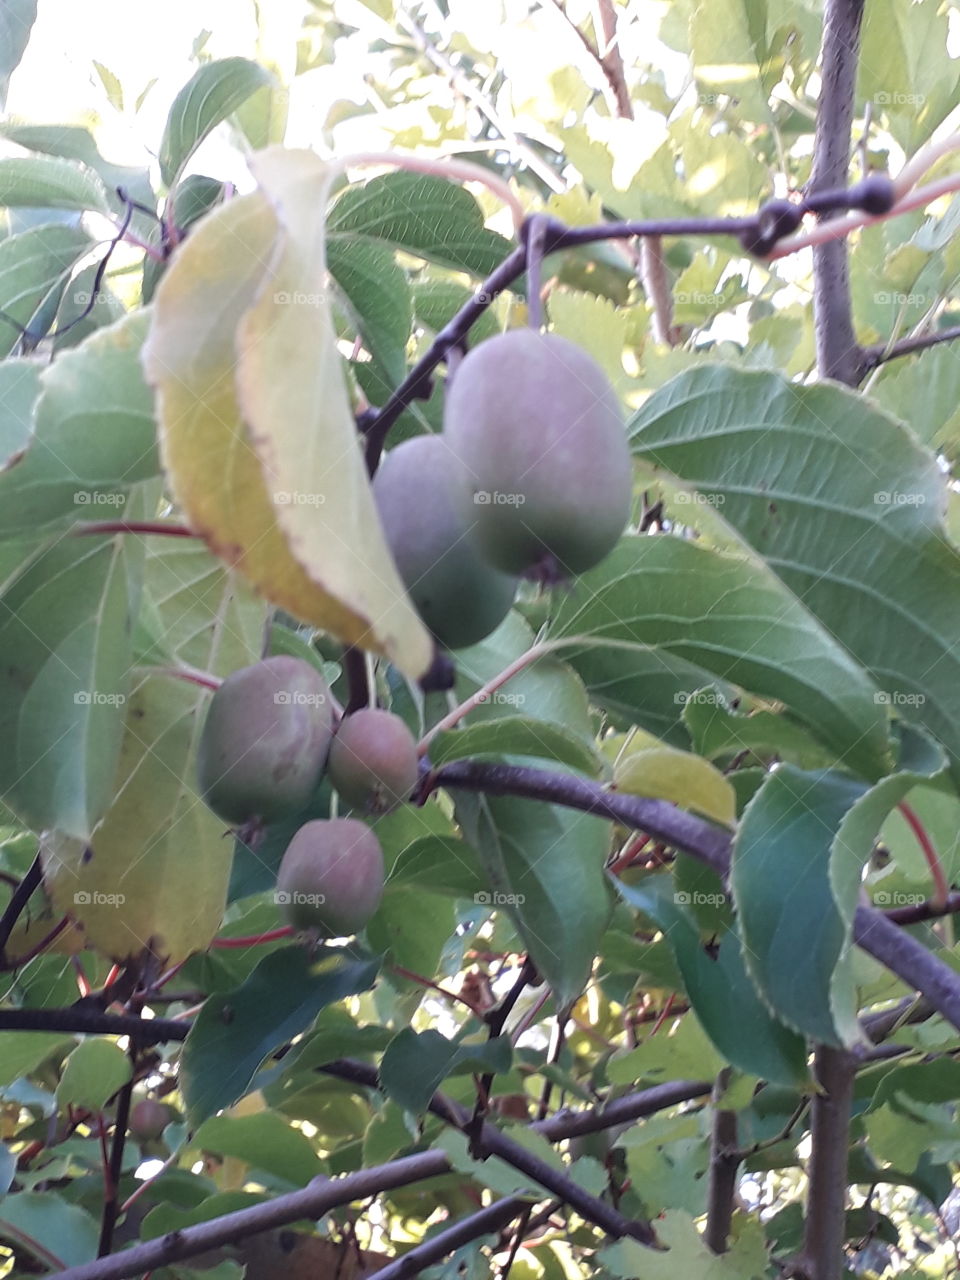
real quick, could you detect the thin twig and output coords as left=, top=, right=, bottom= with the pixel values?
left=0, top=853, right=43, bottom=964
left=860, top=322, right=960, bottom=372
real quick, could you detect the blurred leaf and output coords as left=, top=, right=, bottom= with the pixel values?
left=328, top=172, right=515, bottom=281
left=548, top=535, right=889, bottom=781
left=181, top=947, right=379, bottom=1125
left=616, top=876, right=807, bottom=1086
left=614, top=745, right=736, bottom=827
left=194, top=1111, right=324, bottom=1185
left=631, top=365, right=960, bottom=775
left=430, top=716, right=601, bottom=776
left=56, top=1040, right=130, bottom=1111
left=0, top=223, right=90, bottom=358
left=0, top=1192, right=98, bottom=1270
left=733, top=727, right=945, bottom=1046
left=0, top=154, right=108, bottom=213
left=159, top=57, right=273, bottom=187
left=0, top=1, right=37, bottom=106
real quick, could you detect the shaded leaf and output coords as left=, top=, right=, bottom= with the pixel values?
left=159, top=57, right=273, bottom=187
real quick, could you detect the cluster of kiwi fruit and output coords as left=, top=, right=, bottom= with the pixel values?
left=196, top=655, right=418, bottom=939
left=374, top=327, right=633, bottom=651
left=196, top=328, right=631, bottom=936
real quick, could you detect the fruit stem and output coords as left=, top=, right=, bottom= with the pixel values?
left=418, top=639, right=572, bottom=754
left=145, top=665, right=222, bottom=692
left=390, top=965, right=480, bottom=1012
left=333, top=150, right=525, bottom=236
left=897, top=802, right=949, bottom=909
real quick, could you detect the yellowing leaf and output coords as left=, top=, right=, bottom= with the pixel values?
left=614, top=746, right=736, bottom=828
left=237, top=146, right=431, bottom=677
left=142, top=180, right=430, bottom=677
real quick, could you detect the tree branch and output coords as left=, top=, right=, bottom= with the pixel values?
left=860, top=323, right=960, bottom=372
left=47, top=1152, right=453, bottom=1280
left=808, top=0, right=866, bottom=383
left=800, top=1046, right=856, bottom=1280
left=703, top=1068, right=740, bottom=1254
left=319, top=1058, right=657, bottom=1244
left=374, top=1195, right=534, bottom=1280
left=0, top=852, right=42, bottom=964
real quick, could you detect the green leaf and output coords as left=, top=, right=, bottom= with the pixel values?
left=0, top=310, right=158, bottom=537
left=430, top=716, right=601, bottom=776
left=0, top=154, right=109, bottom=213
left=159, top=57, right=273, bottom=187
left=601, top=1209, right=769, bottom=1279
left=367, top=887, right=455, bottom=980
left=56, top=1040, right=131, bottom=1111
left=548, top=535, right=889, bottom=780
left=0, top=357, right=41, bottom=468
left=0, top=1031, right=71, bottom=1088
left=193, top=1112, right=324, bottom=1185
left=380, top=1028, right=459, bottom=1113
left=690, top=0, right=776, bottom=123
left=0, top=1192, right=98, bottom=1270
left=732, top=727, right=946, bottom=1047
left=0, top=223, right=90, bottom=358
left=181, top=947, right=380, bottom=1125
left=43, top=535, right=266, bottom=960
left=0, top=1, right=37, bottom=106
left=631, top=365, right=960, bottom=775
left=616, top=876, right=808, bottom=1086
left=328, top=172, right=515, bottom=280
left=683, top=688, right=838, bottom=771
left=327, top=234, right=412, bottom=385
left=454, top=786, right=612, bottom=1008
left=0, top=533, right=136, bottom=839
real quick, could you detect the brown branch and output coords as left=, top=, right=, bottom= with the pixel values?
left=47, top=1152, right=453, bottom=1280
left=799, top=1046, right=857, bottom=1280
left=860, top=322, right=960, bottom=372
left=808, top=0, right=866, bottom=383
left=375, top=1196, right=534, bottom=1280
left=0, top=852, right=42, bottom=964
left=703, top=1068, right=740, bottom=1254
